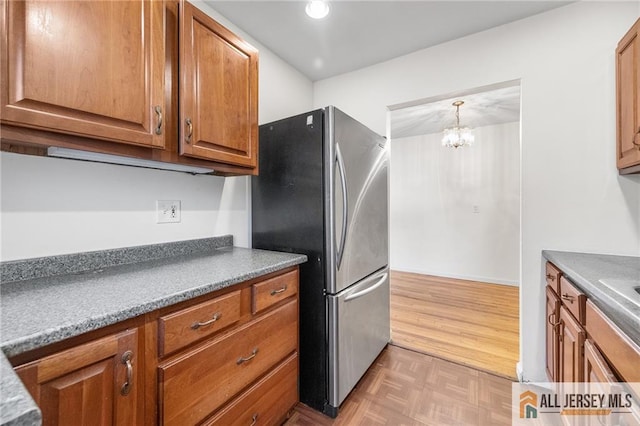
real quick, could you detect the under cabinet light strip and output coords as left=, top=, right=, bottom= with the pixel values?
left=47, top=147, right=215, bottom=174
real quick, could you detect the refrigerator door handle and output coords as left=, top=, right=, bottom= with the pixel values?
left=344, top=272, right=388, bottom=302
left=335, top=143, right=348, bottom=269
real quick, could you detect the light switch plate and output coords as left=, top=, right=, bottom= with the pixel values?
left=157, top=200, right=181, bottom=223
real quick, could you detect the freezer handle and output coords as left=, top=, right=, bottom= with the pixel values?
left=344, top=272, right=388, bottom=302
left=335, top=143, right=348, bottom=270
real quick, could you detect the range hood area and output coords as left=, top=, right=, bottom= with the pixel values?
left=46, top=147, right=215, bottom=175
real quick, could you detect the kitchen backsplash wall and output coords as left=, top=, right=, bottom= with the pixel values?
left=312, top=1, right=640, bottom=383
left=0, top=2, right=314, bottom=262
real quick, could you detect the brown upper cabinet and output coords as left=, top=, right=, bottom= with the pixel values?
left=1, top=0, right=166, bottom=148
left=616, top=18, right=640, bottom=173
left=0, top=0, right=259, bottom=176
left=180, top=1, right=258, bottom=169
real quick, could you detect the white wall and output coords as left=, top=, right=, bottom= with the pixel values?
left=313, top=1, right=640, bottom=382
left=391, top=122, right=520, bottom=285
left=0, top=3, right=313, bottom=261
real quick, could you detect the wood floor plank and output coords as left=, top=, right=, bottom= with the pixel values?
left=390, top=271, right=519, bottom=379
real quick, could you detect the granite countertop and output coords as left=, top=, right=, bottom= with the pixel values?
left=542, top=250, right=640, bottom=345
left=0, top=236, right=307, bottom=426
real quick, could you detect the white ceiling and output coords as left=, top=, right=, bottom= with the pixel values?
left=390, top=83, right=521, bottom=139
left=208, top=1, right=570, bottom=82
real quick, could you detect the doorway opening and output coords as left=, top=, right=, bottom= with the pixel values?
left=386, top=80, right=521, bottom=379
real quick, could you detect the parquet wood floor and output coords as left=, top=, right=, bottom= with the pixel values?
left=389, top=271, right=519, bottom=379
left=285, top=345, right=514, bottom=426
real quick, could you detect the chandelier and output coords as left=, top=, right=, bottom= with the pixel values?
left=442, top=101, right=474, bottom=148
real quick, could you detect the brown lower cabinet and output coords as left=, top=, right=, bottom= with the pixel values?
left=546, top=285, right=561, bottom=381
left=545, top=261, right=640, bottom=425
left=14, top=328, right=143, bottom=426
left=11, top=267, right=300, bottom=426
left=558, top=305, right=585, bottom=383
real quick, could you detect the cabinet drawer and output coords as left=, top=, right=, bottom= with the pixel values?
left=545, top=262, right=562, bottom=294
left=203, top=353, right=298, bottom=426
left=252, top=269, right=298, bottom=315
left=585, top=300, right=640, bottom=382
left=559, top=276, right=586, bottom=324
left=159, top=299, right=298, bottom=426
left=158, top=290, right=241, bottom=356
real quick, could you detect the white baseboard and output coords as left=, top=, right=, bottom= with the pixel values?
left=390, top=266, right=519, bottom=287
left=516, top=362, right=524, bottom=382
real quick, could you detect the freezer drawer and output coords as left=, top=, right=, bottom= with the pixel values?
left=327, top=268, right=390, bottom=408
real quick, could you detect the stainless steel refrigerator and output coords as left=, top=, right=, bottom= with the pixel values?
left=251, top=106, right=389, bottom=417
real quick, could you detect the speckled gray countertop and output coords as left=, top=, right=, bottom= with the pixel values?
left=0, top=355, right=40, bottom=426
left=0, top=236, right=307, bottom=426
left=542, top=250, right=640, bottom=345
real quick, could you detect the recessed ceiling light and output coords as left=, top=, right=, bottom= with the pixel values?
left=305, top=0, right=330, bottom=19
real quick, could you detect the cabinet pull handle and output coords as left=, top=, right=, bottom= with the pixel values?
left=270, top=285, right=287, bottom=296
left=237, top=348, right=258, bottom=365
left=250, top=413, right=258, bottom=426
left=154, top=106, right=163, bottom=135
left=561, top=293, right=574, bottom=303
left=120, top=350, right=133, bottom=396
left=558, top=322, right=564, bottom=342
left=185, top=118, right=193, bottom=143
left=547, top=313, right=561, bottom=327
left=191, top=313, right=221, bottom=330
left=545, top=273, right=555, bottom=281
left=633, top=132, right=640, bottom=147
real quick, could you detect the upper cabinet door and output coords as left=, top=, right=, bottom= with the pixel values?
left=179, top=0, right=258, bottom=169
left=616, top=18, right=640, bottom=171
left=0, top=0, right=165, bottom=148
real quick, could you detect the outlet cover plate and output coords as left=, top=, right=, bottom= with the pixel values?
left=157, top=200, right=181, bottom=223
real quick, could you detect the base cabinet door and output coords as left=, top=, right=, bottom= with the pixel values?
left=0, top=0, right=165, bottom=148
left=559, top=306, right=585, bottom=383
left=546, top=286, right=561, bottom=381
left=14, top=328, right=142, bottom=426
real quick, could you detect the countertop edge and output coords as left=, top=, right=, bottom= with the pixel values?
left=1, top=254, right=306, bottom=358
left=542, top=250, right=640, bottom=346
left=0, top=354, right=41, bottom=426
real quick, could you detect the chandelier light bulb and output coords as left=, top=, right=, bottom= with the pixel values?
left=306, top=0, right=330, bottom=19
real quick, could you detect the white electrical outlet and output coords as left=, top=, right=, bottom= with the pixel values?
left=157, top=200, right=181, bottom=223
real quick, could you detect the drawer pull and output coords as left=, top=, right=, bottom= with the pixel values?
left=191, top=313, right=221, bottom=330
left=546, top=273, right=555, bottom=281
left=270, top=285, right=288, bottom=296
left=561, top=293, right=575, bottom=303
left=120, top=350, right=133, bottom=396
left=250, top=413, right=258, bottom=426
left=237, top=348, right=259, bottom=365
